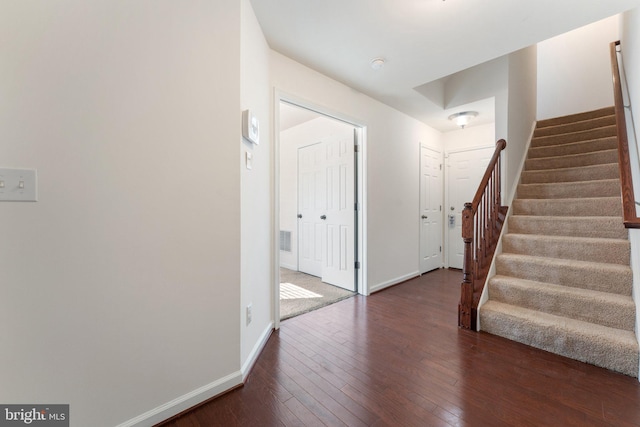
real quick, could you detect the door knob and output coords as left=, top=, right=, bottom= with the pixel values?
left=320, top=215, right=327, bottom=220
left=297, top=214, right=302, bottom=219
left=421, top=215, right=428, bottom=219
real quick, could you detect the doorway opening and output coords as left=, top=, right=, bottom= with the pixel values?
left=274, top=96, right=365, bottom=327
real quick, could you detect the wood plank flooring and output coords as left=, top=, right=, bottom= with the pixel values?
left=159, top=268, right=640, bottom=426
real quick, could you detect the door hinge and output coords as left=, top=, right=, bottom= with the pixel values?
left=355, top=261, right=361, bottom=269
left=439, top=246, right=442, bottom=253
left=354, top=202, right=360, bottom=211
left=439, top=163, right=442, bottom=170
left=439, top=205, right=442, bottom=211
left=354, top=144, right=360, bottom=153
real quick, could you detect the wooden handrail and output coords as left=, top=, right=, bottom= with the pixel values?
left=610, top=40, right=640, bottom=228
left=459, top=139, right=508, bottom=330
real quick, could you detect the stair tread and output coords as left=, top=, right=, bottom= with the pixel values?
left=531, top=125, right=617, bottom=146
left=533, top=115, right=616, bottom=137
left=490, top=275, right=634, bottom=305
left=508, top=215, right=628, bottom=239
left=525, top=149, right=618, bottom=168
left=528, top=136, right=617, bottom=157
left=525, top=149, right=619, bottom=171
left=481, top=300, right=637, bottom=346
left=520, top=163, right=620, bottom=184
left=505, top=233, right=629, bottom=246
left=481, top=300, right=639, bottom=376
left=497, top=252, right=631, bottom=272
left=519, top=178, right=620, bottom=188
left=487, top=276, right=636, bottom=331
left=536, top=107, right=615, bottom=128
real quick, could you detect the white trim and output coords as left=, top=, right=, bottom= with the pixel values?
left=115, top=371, right=243, bottom=427
left=273, top=88, right=281, bottom=330
left=368, top=271, right=420, bottom=294
left=279, top=261, right=297, bottom=271
left=242, top=322, right=274, bottom=382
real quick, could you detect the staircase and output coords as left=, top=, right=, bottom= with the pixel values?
left=480, top=107, right=639, bottom=377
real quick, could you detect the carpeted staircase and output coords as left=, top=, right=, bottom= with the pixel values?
left=480, top=107, right=639, bottom=377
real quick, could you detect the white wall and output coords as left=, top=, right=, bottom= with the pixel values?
left=507, top=46, right=538, bottom=199
left=442, top=123, right=496, bottom=152
left=0, top=1, right=242, bottom=426
left=271, top=52, right=442, bottom=292
left=240, top=0, right=273, bottom=376
left=621, top=8, right=640, bottom=374
left=537, top=16, right=619, bottom=120
left=279, top=116, right=354, bottom=271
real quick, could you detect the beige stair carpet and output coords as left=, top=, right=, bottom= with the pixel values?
left=480, top=106, right=639, bottom=377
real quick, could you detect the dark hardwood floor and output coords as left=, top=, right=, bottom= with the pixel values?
left=159, top=268, right=640, bottom=426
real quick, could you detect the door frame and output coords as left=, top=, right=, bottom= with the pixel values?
left=273, top=89, right=367, bottom=330
left=443, top=144, right=494, bottom=268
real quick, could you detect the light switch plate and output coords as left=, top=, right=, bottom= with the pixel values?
left=0, top=168, right=38, bottom=201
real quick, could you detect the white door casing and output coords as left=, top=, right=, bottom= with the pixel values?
left=446, top=146, right=493, bottom=269
left=419, top=145, right=443, bottom=274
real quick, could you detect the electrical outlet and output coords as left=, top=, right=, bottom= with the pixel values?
left=246, top=303, right=252, bottom=325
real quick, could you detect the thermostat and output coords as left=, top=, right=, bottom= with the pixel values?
left=242, top=110, right=260, bottom=145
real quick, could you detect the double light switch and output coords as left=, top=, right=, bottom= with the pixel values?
left=0, top=168, right=37, bottom=201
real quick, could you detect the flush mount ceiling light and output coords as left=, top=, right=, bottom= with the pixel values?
left=448, top=111, right=479, bottom=129
left=370, top=58, right=386, bottom=70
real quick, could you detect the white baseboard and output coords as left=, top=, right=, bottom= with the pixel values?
left=242, top=322, right=274, bottom=382
left=116, top=371, right=243, bottom=427
left=279, top=262, right=297, bottom=271
left=368, top=271, right=420, bottom=294
left=117, top=322, right=275, bottom=426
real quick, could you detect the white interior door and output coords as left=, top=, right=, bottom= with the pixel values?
left=420, top=145, right=442, bottom=274
left=446, top=146, right=493, bottom=269
left=321, top=131, right=355, bottom=291
left=297, top=130, right=356, bottom=291
left=298, top=143, right=326, bottom=277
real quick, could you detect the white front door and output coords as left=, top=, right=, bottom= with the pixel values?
left=298, top=143, right=326, bottom=277
left=420, top=145, right=442, bottom=274
left=297, top=130, right=356, bottom=291
left=446, top=146, right=493, bottom=269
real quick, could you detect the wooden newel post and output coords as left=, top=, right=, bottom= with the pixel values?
left=458, top=202, right=474, bottom=329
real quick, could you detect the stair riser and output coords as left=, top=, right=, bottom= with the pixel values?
left=517, top=179, right=620, bottom=199
left=534, top=115, right=616, bottom=137
left=488, top=279, right=636, bottom=330
left=508, top=216, right=628, bottom=240
left=495, top=255, right=632, bottom=295
left=480, top=308, right=638, bottom=377
left=528, top=137, right=617, bottom=159
left=531, top=126, right=616, bottom=148
left=503, top=235, right=630, bottom=265
left=537, top=107, right=615, bottom=128
left=521, top=164, right=619, bottom=184
left=525, top=150, right=618, bottom=171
